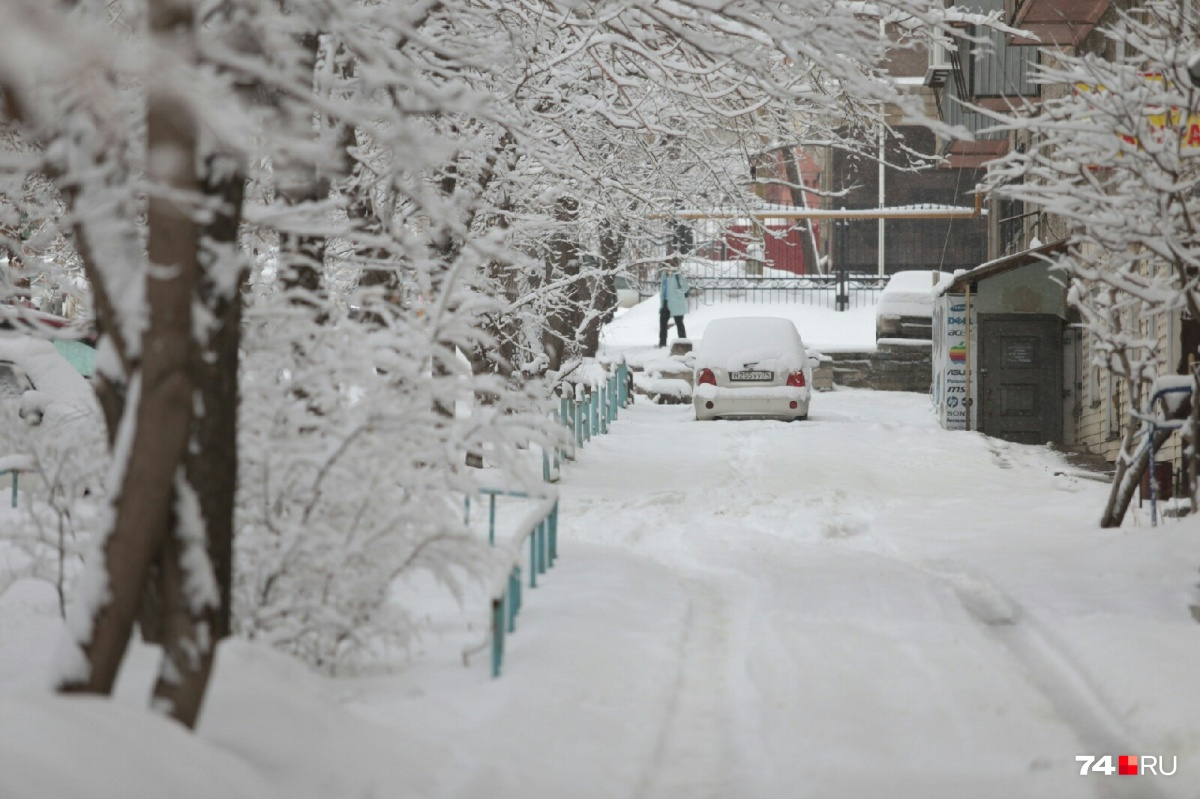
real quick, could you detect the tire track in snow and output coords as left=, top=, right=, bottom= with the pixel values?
left=635, top=575, right=740, bottom=799
left=929, top=565, right=1171, bottom=799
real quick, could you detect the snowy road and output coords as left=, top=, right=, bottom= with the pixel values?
left=355, top=388, right=1200, bottom=799
left=6, top=385, right=1199, bottom=798
left=549, top=391, right=1117, bottom=798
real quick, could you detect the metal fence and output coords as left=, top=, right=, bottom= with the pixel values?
left=636, top=273, right=889, bottom=311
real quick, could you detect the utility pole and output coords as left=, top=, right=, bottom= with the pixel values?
left=878, top=17, right=887, bottom=278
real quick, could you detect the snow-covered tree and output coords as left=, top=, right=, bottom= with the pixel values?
left=984, top=0, right=1200, bottom=523
left=0, top=0, right=965, bottom=722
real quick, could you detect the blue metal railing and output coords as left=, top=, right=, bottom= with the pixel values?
left=1, top=469, right=19, bottom=508
left=471, top=359, right=633, bottom=677
left=551, top=360, right=630, bottom=459
left=467, top=488, right=559, bottom=678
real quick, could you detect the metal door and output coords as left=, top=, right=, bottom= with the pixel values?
left=979, top=314, right=1063, bottom=445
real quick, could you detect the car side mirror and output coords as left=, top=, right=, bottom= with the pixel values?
left=19, top=389, right=45, bottom=426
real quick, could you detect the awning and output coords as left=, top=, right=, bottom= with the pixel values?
left=1008, top=0, right=1110, bottom=46
left=943, top=139, right=1009, bottom=170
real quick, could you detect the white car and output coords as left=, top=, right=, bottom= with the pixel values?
left=0, top=335, right=98, bottom=428
left=614, top=275, right=641, bottom=308
left=693, top=316, right=815, bottom=421
left=875, top=270, right=940, bottom=340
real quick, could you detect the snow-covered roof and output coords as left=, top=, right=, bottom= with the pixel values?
left=938, top=239, right=1068, bottom=296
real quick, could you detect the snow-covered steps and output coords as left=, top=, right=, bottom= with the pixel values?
left=827, top=340, right=932, bottom=392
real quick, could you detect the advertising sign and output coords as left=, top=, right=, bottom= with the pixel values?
left=932, top=294, right=968, bottom=430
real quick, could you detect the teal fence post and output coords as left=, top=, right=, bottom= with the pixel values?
left=538, top=519, right=548, bottom=574
left=508, top=569, right=520, bottom=632
left=608, top=374, right=618, bottom=422
left=590, top=389, right=599, bottom=437
left=583, top=390, right=593, bottom=443
left=549, top=500, right=558, bottom=564
left=551, top=416, right=561, bottom=477
left=574, top=398, right=584, bottom=448
left=599, top=385, right=608, bottom=435
left=559, top=396, right=574, bottom=461
left=6, top=471, right=16, bottom=509
left=488, top=493, right=497, bottom=545
left=530, top=534, right=538, bottom=588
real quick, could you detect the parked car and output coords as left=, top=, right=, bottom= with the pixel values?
left=614, top=275, right=641, bottom=308
left=0, top=335, right=105, bottom=504
left=693, top=316, right=815, bottom=421
left=875, top=270, right=941, bottom=340
left=0, top=359, right=38, bottom=423
left=0, top=335, right=98, bottom=428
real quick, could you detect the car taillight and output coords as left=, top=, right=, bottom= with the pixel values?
left=697, top=368, right=717, bottom=386
left=786, top=371, right=806, bottom=388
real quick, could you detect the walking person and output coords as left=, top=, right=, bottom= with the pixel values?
left=658, top=265, right=690, bottom=347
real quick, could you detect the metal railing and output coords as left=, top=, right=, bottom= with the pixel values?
left=468, top=488, right=558, bottom=678
left=636, top=274, right=888, bottom=310
left=470, top=360, right=633, bottom=677
left=1, top=469, right=20, bottom=508
left=0, top=455, right=32, bottom=508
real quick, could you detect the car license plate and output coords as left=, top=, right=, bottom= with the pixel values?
left=731, top=370, right=772, bottom=381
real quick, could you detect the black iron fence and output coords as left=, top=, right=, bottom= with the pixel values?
left=635, top=273, right=889, bottom=311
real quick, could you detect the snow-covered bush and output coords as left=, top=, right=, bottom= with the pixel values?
left=234, top=281, right=557, bottom=672
left=0, top=355, right=107, bottom=616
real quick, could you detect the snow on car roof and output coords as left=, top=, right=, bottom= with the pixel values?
left=0, top=335, right=98, bottom=421
left=694, top=316, right=807, bottom=373
left=876, top=270, right=940, bottom=320
left=881, top=270, right=941, bottom=294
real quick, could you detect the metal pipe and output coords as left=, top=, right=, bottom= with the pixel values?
left=965, top=283, right=973, bottom=432
left=657, top=193, right=984, bottom=221
left=878, top=97, right=886, bottom=276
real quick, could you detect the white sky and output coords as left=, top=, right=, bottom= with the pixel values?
left=2, top=297, right=1199, bottom=799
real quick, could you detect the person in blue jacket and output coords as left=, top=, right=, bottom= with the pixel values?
left=658, top=265, right=690, bottom=347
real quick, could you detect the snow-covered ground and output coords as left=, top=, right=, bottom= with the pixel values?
left=4, top=298, right=1200, bottom=798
